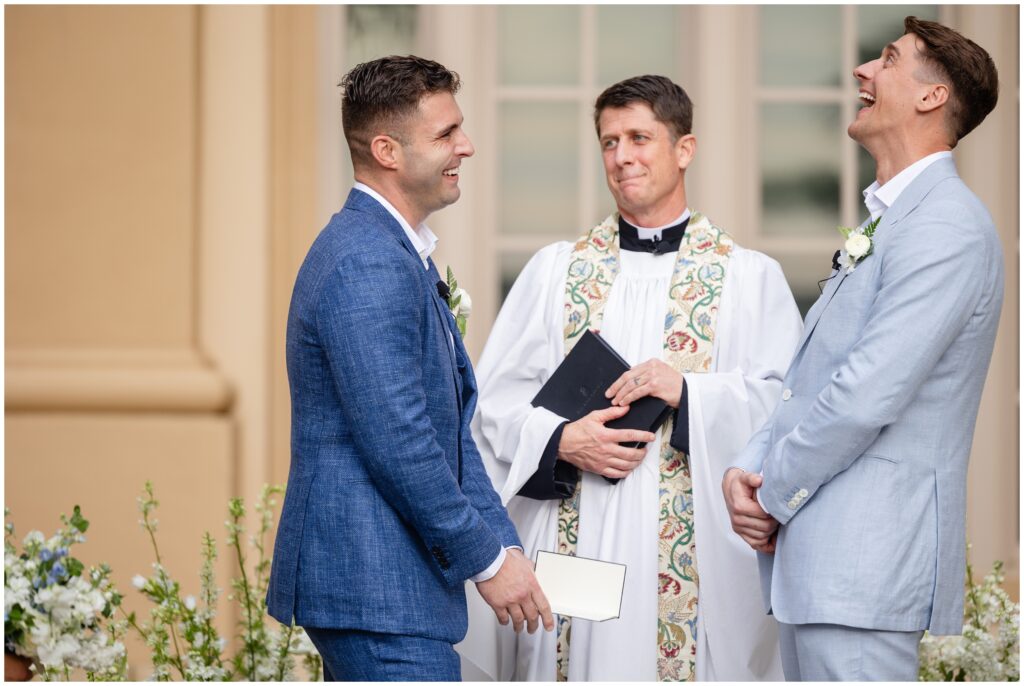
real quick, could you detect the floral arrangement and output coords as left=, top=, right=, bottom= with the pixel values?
left=4, top=507, right=127, bottom=680
left=4, top=484, right=321, bottom=681
left=918, top=554, right=1020, bottom=681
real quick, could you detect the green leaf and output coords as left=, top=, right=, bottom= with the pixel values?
left=863, top=216, right=882, bottom=238
left=66, top=556, right=85, bottom=577
left=70, top=505, right=90, bottom=533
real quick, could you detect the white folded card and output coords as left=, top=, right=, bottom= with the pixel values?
left=534, top=550, right=626, bottom=622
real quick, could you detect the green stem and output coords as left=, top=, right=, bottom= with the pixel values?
left=276, top=624, right=295, bottom=681
left=140, top=506, right=187, bottom=678
left=232, top=534, right=257, bottom=679
left=118, top=605, right=186, bottom=680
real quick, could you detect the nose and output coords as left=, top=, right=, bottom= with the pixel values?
left=456, top=130, right=475, bottom=158
left=614, top=140, right=633, bottom=167
left=853, top=57, right=879, bottom=83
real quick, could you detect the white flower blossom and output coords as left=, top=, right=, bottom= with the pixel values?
left=452, top=287, right=472, bottom=318
left=844, top=233, right=871, bottom=259
left=837, top=251, right=858, bottom=274
left=184, top=594, right=196, bottom=611
left=132, top=574, right=147, bottom=589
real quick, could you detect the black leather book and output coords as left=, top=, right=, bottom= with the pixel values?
left=531, top=330, right=673, bottom=484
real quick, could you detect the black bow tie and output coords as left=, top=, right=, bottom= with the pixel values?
left=618, top=215, right=689, bottom=254
left=436, top=280, right=451, bottom=302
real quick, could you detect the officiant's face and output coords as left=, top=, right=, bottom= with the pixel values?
left=395, top=91, right=475, bottom=218
left=598, top=103, right=691, bottom=225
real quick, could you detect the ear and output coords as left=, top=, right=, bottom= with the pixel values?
left=369, top=134, right=401, bottom=170
left=676, top=134, right=697, bottom=170
left=917, top=83, right=949, bottom=114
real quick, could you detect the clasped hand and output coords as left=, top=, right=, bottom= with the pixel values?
left=722, top=468, right=779, bottom=553
left=558, top=358, right=679, bottom=479
left=475, top=548, right=554, bottom=634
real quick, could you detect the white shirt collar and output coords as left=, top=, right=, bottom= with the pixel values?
left=353, top=182, right=438, bottom=269
left=631, top=208, right=692, bottom=241
left=861, top=151, right=952, bottom=221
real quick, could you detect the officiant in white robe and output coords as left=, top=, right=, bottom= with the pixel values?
left=457, top=76, right=802, bottom=681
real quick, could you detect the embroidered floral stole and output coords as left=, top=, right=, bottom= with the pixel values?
left=555, top=212, right=733, bottom=682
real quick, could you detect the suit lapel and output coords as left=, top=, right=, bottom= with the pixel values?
left=426, top=259, right=463, bottom=396
left=790, top=156, right=960, bottom=363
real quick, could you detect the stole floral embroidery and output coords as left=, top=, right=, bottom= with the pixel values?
left=555, top=212, right=732, bottom=681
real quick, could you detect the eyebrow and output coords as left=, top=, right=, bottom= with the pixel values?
left=884, top=42, right=900, bottom=58
left=436, top=123, right=458, bottom=137
left=601, top=127, right=655, bottom=141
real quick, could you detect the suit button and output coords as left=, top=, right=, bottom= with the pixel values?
left=787, top=499, right=798, bottom=509
left=782, top=389, right=793, bottom=401
left=798, top=488, right=808, bottom=497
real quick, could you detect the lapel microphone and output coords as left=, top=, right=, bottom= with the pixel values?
left=436, top=280, right=451, bottom=302
left=819, top=250, right=843, bottom=293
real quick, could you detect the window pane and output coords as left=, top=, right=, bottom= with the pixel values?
left=499, top=6, right=580, bottom=86
left=500, top=252, right=534, bottom=305
left=597, top=6, right=679, bottom=85
left=761, top=103, right=841, bottom=236
left=760, top=6, right=842, bottom=87
left=345, top=5, right=417, bottom=66
left=857, top=6, right=939, bottom=66
left=499, top=102, right=579, bottom=234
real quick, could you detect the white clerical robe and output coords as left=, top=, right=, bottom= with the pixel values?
left=457, top=240, right=803, bottom=681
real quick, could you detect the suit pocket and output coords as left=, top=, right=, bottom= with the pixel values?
left=853, top=457, right=937, bottom=616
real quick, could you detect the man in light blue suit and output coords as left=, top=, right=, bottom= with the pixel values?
left=723, top=17, right=1002, bottom=681
left=267, top=56, right=553, bottom=681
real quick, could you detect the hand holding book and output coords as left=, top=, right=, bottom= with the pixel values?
left=530, top=331, right=675, bottom=485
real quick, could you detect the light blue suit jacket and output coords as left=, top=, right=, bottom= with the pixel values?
left=267, top=189, right=520, bottom=643
left=734, top=157, right=1003, bottom=635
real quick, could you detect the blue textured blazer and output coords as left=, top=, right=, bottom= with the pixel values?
left=267, top=189, right=521, bottom=643
left=734, top=157, right=1003, bottom=636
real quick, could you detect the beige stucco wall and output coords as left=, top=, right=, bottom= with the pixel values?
left=4, top=8, right=1017, bottom=679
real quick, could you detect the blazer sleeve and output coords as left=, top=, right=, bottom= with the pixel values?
left=758, top=199, right=999, bottom=525
left=317, top=249, right=502, bottom=586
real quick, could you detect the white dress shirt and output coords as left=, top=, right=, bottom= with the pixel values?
left=862, top=151, right=953, bottom=220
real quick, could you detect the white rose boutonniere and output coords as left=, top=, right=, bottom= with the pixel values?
left=445, top=266, right=471, bottom=337
left=836, top=216, right=881, bottom=274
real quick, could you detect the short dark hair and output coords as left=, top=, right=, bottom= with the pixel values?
left=340, top=55, right=461, bottom=168
left=904, top=16, right=999, bottom=145
left=593, top=75, right=693, bottom=140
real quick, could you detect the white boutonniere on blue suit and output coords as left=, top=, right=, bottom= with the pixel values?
left=836, top=216, right=882, bottom=274
left=445, top=266, right=472, bottom=337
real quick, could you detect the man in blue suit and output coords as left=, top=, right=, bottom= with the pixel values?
left=267, top=55, right=553, bottom=681
left=723, top=17, right=1003, bottom=681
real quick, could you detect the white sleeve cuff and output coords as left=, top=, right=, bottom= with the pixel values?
left=470, top=546, right=523, bottom=583
left=756, top=469, right=767, bottom=512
